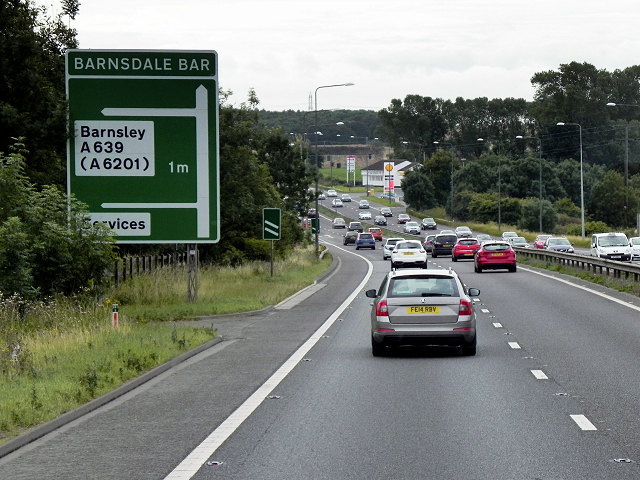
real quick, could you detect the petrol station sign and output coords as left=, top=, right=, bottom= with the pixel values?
left=66, top=50, right=219, bottom=243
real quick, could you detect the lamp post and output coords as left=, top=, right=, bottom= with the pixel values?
left=607, top=102, right=639, bottom=227
left=434, top=141, right=455, bottom=220
left=516, top=135, right=543, bottom=232
left=477, top=138, right=502, bottom=230
left=314, top=83, right=354, bottom=257
left=556, top=122, right=585, bottom=239
left=308, top=122, right=345, bottom=187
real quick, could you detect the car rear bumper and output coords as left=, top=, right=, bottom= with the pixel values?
left=372, top=324, right=476, bottom=347
left=477, top=261, right=516, bottom=270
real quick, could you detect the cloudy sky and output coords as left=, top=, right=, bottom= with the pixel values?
left=45, top=0, right=640, bottom=111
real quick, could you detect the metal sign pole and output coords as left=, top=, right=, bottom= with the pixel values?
left=187, top=245, right=198, bottom=303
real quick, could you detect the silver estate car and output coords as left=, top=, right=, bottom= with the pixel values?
left=366, top=268, right=480, bottom=356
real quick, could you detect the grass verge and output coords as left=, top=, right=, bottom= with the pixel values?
left=0, top=246, right=332, bottom=445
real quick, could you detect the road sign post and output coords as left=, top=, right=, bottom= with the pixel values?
left=262, top=208, right=281, bottom=240
left=263, top=208, right=281, bottom=277
left=66, top=50, right=220, bottom=244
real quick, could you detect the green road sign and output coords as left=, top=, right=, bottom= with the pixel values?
left=310, top=218, right=319, bottom=234
left=263, top=208, right=281, bottom=240
left=66, top=50, right=219, bottom=243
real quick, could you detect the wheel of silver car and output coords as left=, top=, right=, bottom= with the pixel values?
left=461, top=337, right=477, bottom=356
left=372, top=335, right=386, bottom=357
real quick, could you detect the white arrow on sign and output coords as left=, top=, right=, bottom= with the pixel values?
left=100, top=84, right=210, bottom=238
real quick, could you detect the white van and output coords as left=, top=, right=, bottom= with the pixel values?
left=590, top=232, right=631, bottom=261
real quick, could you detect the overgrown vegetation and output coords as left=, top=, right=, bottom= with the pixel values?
left=0, top=246, right=331, bottom=444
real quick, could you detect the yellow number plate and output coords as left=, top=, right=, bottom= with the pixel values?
left=491, top=253, right=504, bottom=257
left=408, top=306, right=440, bottom=314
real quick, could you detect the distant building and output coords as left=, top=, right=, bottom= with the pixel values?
left=361, top=160, right=419, bottom=190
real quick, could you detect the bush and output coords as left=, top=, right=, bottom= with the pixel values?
left=0, top=146, right=117, bottom=299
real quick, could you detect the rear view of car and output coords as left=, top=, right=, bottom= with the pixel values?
left=455, top=226, right=472, bottom=238
left=452, top=238, right=480, bottom=261
left=365, top=269, right=480, bottom=356
left=343, top=231, right=358, bottom=245
left=431, top=234, right=458, bottom=258
left=404, top=221, right=421, bottom=235
left=356, top=232, right=376, bottom=250
left=475, top=241, right=517, bottom=273
left=368, top=227, right=383, bottom=241
left=332, top=217, right=346, bottom=228
left=383, top=237, right=404, bottom=260
left=390, top=240, right=428, bottom=269
left=423, top=234, right=436, bottom=252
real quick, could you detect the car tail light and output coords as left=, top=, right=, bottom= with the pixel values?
left=376, top=300, right=388, bottom=316
left=459, top=299, right=472, bottom=316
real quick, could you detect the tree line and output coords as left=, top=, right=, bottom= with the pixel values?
left=381, top=62, right=640, bottom=233
left=3, top=0, right=640, bottom=299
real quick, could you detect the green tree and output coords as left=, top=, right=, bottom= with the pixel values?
left=518, top=198, right=557, bottom=233
left=530, top=62, right=619, bottom=167
left=0, top=0, right=78, bottom=186
left=467, top=192, right=499, bottom=224
left=0, top=144, right=116, bottom=299
left=401, top=167, right=435, bottom=211
left=199, top=90, right=308, bottom=265
left=554, top=198, right=581, bottom=218
left=422, top=150, right=459, bottom=207
left=588, top=170, right=638, bottom=228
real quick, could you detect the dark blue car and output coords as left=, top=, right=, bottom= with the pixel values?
left=356, top=232, right=376, bottom=250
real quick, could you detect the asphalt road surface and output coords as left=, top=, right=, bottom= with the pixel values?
left=3, top=201, right=640, bottom=479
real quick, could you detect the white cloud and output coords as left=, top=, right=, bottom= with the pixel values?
left=39, top=0, right=640, bottom=110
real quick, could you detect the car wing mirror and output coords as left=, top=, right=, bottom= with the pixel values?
left=365, top=289, right=377, bottom=298
left=467, top=288, right=480, bottom=296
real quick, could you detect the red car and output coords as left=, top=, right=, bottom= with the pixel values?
left=533, top=234, right=551, bottom=249
left=368, top=227, right=383, bottom=241
left=474, top=241, right=517, bottom=273
left=452, top=238, right=480, bottom=261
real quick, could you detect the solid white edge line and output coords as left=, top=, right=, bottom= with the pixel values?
left=164, top=244, right=374, bottom=480
left=518, top=265, right=640, bottom=313
left=570, top=414, right=597, bottom=431
left=531, top=369, right=548, bottom=380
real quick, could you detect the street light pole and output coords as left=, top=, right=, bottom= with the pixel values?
left=557, top=122, right=584, bottom=239
left=477, top=138, right=502, bottom=230
left=607, top=102, right=639, bottom=227
left=314, top=83, right=354, bottom=257
left=516, top=136, right=543, bottom=232
left=434, top=141, right=454, bottom=220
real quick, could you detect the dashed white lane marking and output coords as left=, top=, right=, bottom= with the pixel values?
left=508, top=342, right=521, bottom=349
left=492, top=322, right=503, bottom=328
left=570, top=414, right=597, bottom=431
left=531, top=369, right=548, bottom=380
left=480, top=308, right=490, bottom=313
